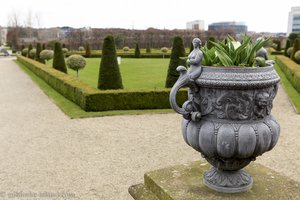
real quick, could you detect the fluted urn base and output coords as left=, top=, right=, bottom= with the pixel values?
left=203, top=167, right=253, bottom=193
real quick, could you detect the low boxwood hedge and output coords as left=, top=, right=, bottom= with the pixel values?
left=276, top=55, right=300, bottom=93
left=17, top=55, right=187, bottom=111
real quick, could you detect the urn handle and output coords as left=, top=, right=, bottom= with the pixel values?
left=169, top=66, right=190, bottom=115
left=169, top=66, right=201, bottom=121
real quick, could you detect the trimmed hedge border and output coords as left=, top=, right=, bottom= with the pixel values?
left=276, top=55, right=300, bottom=93
left=17, top=55, right=187, bottom=111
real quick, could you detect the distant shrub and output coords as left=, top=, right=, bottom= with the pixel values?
left=78, top=46, right=85, bottom=51
left=287, top=47, right=294, bottom=56
left=291, top=39, right=300, bottom=62
left=295, top=50, right=300, bottom=64
left=146, top=43, right=151, bottom=53
left=161, top=47, right=168, bottom=53
left=28, top=44, right=33, bottom=58
left=62, top=48, right=69, bottom=54
left=123, top=46, right=130, bottom=52
left=284, top=39, right=291, bottom=57
left=273, top=39, right=281, bottom=51
left=66, top=55, right=86, bottom=77
left=288, top=32, right=299, bottom=44
left=134, top=43, right=141, bottom=58
left=36, top=43, right=43, bottom=63
left=22, top=48, right=28, bottom=57
left=161, top=47, right=168, bottom=59
left=85, top=43, right=91, bottom=58
left=40, top=50, right=54, bottom=63
left=29, top=49, right=36, bottom=59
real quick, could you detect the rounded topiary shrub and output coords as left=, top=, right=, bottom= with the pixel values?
left=123, top=46, right=130, bottom=52
left=287, top=47, right=294, bottom=56
left=29, top=49, right=36, bottom=59
left=78, top=46, right=85, bottom=51
left=295, top=50, right=300, bottom=64
left=40, top=50, right=54, bottom=63
left=66, top=55, right=86, bottom=77
left=22, top=48, right=28, bottom=57
left=161, top=47, right=168, bottom=53
left=62, top=48, right=69, bottom=54
left=161, top=47, right=168, bottom=58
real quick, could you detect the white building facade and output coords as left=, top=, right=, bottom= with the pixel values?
left=287, top=6, right=300, bottom=35
left=186, top=20, right=205, bottom=31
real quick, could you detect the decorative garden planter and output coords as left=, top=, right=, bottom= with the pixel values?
left=170, top=65, right=280, bottom=193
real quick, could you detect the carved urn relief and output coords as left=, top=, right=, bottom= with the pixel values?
left=170, top=65, right=280, bottom=193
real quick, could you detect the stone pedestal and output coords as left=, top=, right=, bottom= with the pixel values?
left=129, top=161, right=300, bottom=200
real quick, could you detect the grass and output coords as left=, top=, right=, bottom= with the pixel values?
left=49, top=58, right=170, bottom=90
left=15, top=59, right=174, bottom=119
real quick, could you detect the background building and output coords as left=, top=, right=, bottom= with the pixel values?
left=287, top=6, right=300, bottom=35
left=208, top=21, right=247, bottom=34
left=186, top=20, right=205, bottom=31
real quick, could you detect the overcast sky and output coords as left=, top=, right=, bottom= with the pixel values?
left=0, top=0, right=299, bottom=33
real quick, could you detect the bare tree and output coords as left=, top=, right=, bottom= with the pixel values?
left=7, top=11, right=21, bottom=50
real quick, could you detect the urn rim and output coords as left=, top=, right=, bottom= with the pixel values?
left=195, top=65, right=280, bottom=89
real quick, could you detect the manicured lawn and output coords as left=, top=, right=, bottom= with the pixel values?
left=49, top=58, right=170, bottom=90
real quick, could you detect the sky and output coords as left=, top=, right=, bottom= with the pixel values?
left=0, top=0, right=299, bottom=33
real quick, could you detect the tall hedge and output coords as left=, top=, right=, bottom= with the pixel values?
left=85, top=43, right=91, bottom=58
left=291, top=39, right=300, bottom=62
left=284, top=40, right=291, bottom=57
left=146, top=43, right=151, bottom=53
left=28, top=44, right=33, bottom=58
left=165, top=36, right=186, bottom=88
left=98, top=35, right=123, bottom=90
left=36, top=43, right=43, bottom=63
left=134, top=43, right=141, bottom=58
left=21, top=45, right=26, bottom=56
left=288, top=32, right=299, bottom=46
left=52, top=42, right=68, bottom=73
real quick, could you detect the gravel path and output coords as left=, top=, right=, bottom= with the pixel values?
left=0, top=57, right=299, bottom=200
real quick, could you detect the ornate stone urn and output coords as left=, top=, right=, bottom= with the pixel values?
left=170, top=64, right=280, bottom=193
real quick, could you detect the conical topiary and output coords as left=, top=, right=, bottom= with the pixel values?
left=146, top=43, right=151, bottom=53
left=165, top=36, right=186, bottom=88
left=98, top=35, right=123, bottom=90
left=134, top=43, right=141, bottom=58
left=52, top=42, right=68, bottom=73
left=291, top=39, right=300, bottom=62
left=284, top=39, right=291, bottom=57
left=28, top=44, right=33, bottom=58
left=36, top=43, right=43, bottom=63
left=85, top=43, right=91, bottom=58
